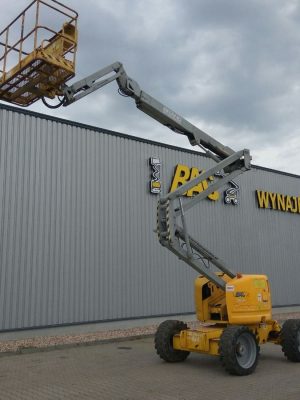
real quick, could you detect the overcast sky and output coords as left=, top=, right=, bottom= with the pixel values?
left=1, top=0, right=300, bottom=174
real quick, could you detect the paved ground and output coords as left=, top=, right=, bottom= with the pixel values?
left=0, top=336, right=299, bottom=400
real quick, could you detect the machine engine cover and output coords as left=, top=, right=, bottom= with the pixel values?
left=226, top=274, right=271, bottom=324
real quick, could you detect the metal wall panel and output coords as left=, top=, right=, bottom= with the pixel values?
left=0, top=105, right=299, bottom=330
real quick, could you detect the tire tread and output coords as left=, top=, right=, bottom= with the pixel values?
left=154, top=320, right=190, bottom=363
left=281, top=319, right=300, bottom=362
left=219, top=325, right=259, bottom=376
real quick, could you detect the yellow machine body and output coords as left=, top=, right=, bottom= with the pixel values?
left=173, top=325, right=223, bottom=355
left=172, top=273, right=281, bottom=355
left=195, top=273, right=272, bottom=324
left=172, top=319, right=281, bottom=354
left=225, top=274, right=272, bottom=324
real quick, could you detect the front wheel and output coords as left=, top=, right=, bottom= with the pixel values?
left=154, top=320, right=190, bottom=362
left=220, top=326, right=259, bottom=375
left=281, top=319, right=300, bottom=362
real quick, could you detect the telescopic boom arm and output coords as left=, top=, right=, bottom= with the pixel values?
left=62, top=61, right=251, bottom=289
left=63, top=62, right=234, bottom=161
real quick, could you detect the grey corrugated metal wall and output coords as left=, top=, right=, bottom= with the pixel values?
left=0, top=104, right=299, bottom=331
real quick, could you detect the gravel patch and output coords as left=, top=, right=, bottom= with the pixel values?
left=0, top=313, right=299, bottom=355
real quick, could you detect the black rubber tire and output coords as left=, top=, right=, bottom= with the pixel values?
left=281, top=319, right=300, bottom=362
left=154, top=320, right=190, bottom=362
left=220, top=326, right=259, bottom=376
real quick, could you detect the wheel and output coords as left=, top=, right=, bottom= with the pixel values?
left=154, top=320, right=190, bottom=362
left=281, top=319, right=300, bottom=362
left=220, top=326, right=259, bottom=375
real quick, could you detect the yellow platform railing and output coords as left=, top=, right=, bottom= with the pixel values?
left=0, top=0, right=78, bottom=107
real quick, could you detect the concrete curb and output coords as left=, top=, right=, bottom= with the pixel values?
left=0, top=334, right=155, bottom=358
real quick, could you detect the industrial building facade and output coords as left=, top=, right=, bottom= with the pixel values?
left=0, top=104, right=299, bottom=331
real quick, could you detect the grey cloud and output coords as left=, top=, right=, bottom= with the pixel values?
left=1, top=0, right=299, bottom=174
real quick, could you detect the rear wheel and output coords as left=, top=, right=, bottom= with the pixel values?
left=154, top=320, right=190, bottom=362
left=220, top=326, right=259, bottom=375
left=281, top=319, right=300, bottom=362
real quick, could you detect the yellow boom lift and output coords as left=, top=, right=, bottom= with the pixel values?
left=1, top=1, right=300, bottom=375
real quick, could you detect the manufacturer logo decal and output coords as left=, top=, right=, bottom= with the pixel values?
left=162, top=106, right=182, bottom=124
left=234, top=291, right=247, bottom=297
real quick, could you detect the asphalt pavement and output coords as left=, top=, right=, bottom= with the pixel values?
left=0, top=336, right=299, bottom=400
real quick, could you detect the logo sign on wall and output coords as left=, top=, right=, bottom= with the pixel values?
left=256, top=190, right=300, bottom=214
left=214, top=171, right=240, bottom=205
left=148, top=160, right=240, bottom=204
left=169, top=163, right=239, bottom=205
left=149, top=157, right=161, bottom=194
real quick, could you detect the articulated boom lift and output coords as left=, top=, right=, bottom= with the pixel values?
left=1, top=3, right=300, bottom=376
left=60, top=62, right=289, bottom=376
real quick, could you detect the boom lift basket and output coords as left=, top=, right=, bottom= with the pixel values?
left=0, top=0, right=78, bottom=107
